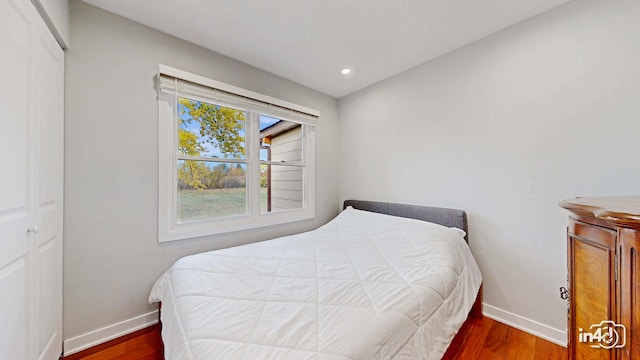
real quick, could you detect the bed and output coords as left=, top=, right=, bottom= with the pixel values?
left=149, top=200, right=483, bottom=359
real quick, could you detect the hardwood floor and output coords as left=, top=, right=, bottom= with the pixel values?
left=62, top=317, right=566, bottom=360
left=450, top=317, right=566, bottom=360
left=62, top=324, right=163, bottom=360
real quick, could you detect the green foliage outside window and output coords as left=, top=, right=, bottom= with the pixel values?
left=177, top=98, right=248, bottom=190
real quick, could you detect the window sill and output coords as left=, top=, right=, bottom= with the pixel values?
left=159, top=208, right=315, bottom=243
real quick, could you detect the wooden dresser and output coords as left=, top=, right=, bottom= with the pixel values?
left=560, top=197, right=640, bottom=359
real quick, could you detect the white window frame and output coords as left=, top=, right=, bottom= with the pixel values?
left=158, top=65, right=317, bottom=242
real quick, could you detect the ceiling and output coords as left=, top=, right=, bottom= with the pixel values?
left=83, top=0, right=571, bottom=98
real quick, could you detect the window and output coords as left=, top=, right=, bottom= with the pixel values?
left=158, top=66, right=318, bottom=242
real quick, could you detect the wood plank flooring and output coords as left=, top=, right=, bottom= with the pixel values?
left=62, top=317, right=566, bottom=360
left=450, top=316, right=566, bottom=360
left=62, top=324, right=163, bottom=360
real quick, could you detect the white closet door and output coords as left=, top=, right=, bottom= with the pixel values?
left=0, top=0, right=36, bottom=358
left=0, top=0, right=64, bottom=359
left=33, top=5, right=64, bottom=359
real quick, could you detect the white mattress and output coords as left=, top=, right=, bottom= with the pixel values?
left=149, top=207, right=482, bottom=360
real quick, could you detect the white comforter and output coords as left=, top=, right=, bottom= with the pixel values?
left=149, top=207, right=482, bottom=360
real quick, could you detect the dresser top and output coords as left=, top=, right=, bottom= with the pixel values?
left=560, top=196, right=640, bottom=228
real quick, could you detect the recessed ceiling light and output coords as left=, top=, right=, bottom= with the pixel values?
left=340, top=68, right=352, bottom=76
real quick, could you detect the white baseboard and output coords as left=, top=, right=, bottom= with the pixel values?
left=62, top=305, right=564, bottom=355
left=63, top=310, right=159, bottom=356
left=483, top=303, right=567, bottom=347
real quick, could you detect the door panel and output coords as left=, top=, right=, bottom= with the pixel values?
left=568, top=219, right=617, bottom=360
left=0, top=0, right=33, bottom=267
left=33, top=5, right=64, bottom=359
left=0, top=0, right=35, bottom=357
left=0, top=259, right=28, bottom=360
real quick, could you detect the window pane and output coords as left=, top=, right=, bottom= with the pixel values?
left=259, top=116, right=302, bottom=164
left=260, top=164, right=304, bottom=213
left=178, top=97, right=246, bottom=159
left=177, top=160, right=247, bottom=222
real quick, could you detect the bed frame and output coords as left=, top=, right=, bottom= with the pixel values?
left=343, top=200, right=469, bottom=241
left=343, top=199, right=483, bottom=359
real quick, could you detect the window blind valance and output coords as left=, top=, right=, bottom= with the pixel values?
left=158, top=65, right=319, bottom=126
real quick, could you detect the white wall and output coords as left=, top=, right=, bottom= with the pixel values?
left=339, top=0, right=640, bottom=344
left=64, top=0, right=339, bottom=349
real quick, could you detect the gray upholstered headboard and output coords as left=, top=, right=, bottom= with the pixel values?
left=343, top=199, right=469, bottom=242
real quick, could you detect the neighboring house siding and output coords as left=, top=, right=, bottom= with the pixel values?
left=270, top=126, right=303, bottom=211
